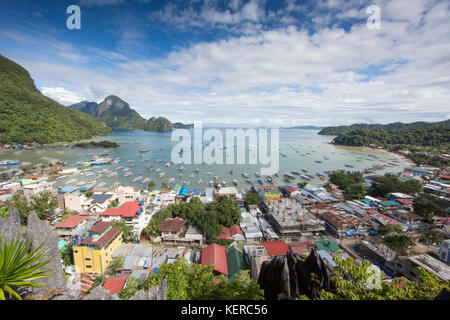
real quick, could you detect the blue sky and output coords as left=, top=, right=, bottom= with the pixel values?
left=1, top=0, right=449, bottom=126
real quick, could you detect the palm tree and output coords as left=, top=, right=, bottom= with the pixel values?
left=0, top=207, right=8, bottom=219
left=147, top=181, right=156, bottom=191
left=0, top=236, right=52, bottom=300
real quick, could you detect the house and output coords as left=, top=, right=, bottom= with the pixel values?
left=261, top=240, right=290, bottom=256
left=214, top=187, right=238, bottom=200
left=440, top=239, right=450, bottom=264
left=73, top=221, right=123, bottom=275
left=288, top=241, right=314, bottom=256
left=366, top=210, right=407, bottom=232
left=388, top=210, right=423, bottom=225
left=217, top=225, right=245, bottom=241
left=100, top=201, right=148, bottom=236
left=201, top=243, right=228, bottom=276
left=226, top=244, right=248, bottom=281
left=22, top=181, right=54, bottom=200
left=63, top=192, right=90, bottom=212
left=160, top=217, right=186, bottom=238
left=394, top=254, right=450, bottom=281
left=244, top=245, right=271, bottom=281
left=53, top=215, right=92, bottom=237
left=313, top=238, right=341, bottom=254
left=102, top=275, right=128, bottom=296
left=378, top=200, right=402, bottom=209
left=319, top=211, right=369, bottom=237
left=87, top=193, right=116, bottom=213
left=258, top=186, right=281, bottom=201
left=184, top=226, right=204, bottom=246
left=114, top=186, right=142, bottom=204
left=239, top=211, right=263, bottom=242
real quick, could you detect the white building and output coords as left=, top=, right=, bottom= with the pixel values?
left=22, top=181, right=54, bottom=200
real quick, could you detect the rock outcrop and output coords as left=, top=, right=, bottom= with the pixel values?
left=130, top=279, right=168, bottom=300
left=0, top=207, right=24, bottom=244
left=258, top=250, right=335, bottom=300
left=25, top=211, right=66, bottom=298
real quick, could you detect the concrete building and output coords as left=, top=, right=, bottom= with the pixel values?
left=440, top=239, right=450, bottom=264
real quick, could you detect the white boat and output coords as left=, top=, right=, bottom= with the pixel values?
left=124, top=172, right=132, bottom=177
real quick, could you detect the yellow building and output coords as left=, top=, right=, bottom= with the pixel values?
left=73, top=220, right=122, bottom=275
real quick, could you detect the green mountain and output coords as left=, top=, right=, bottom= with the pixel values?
left=145, top=117, right=172, bottom=132
left=69, top=96, right=147, bottom=130
left=319, top=120, right=450, bottom=135
left=70, top=96, right=173, bottom=131
left=0, top=55, right=112, bottom=145
left=330, top=120, right=450, bottom=148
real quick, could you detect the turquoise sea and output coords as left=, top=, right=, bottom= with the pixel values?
left=0, top=129, right=408, bottom=190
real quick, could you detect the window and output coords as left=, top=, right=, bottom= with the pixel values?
left=85, top=258, right=91, bottom=261
left=86, top=265, right=92, bottom=268
left=74, top=250, right=78, bottom=254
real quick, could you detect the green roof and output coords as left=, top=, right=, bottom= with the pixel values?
left=313, top=238, right=340, bottom=252
left=380, top=200, right=401, bottom=207
left=226, top=245, right=248, bottom=281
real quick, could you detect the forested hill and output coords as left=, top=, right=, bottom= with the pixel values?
left=0, top=55, right=112, bottom=144
left=331, top=120, right=450, bottom=148
left=319, top=120, right=450, bottom=135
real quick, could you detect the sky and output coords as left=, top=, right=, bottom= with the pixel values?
left=0, top=0, right=449, bottom=127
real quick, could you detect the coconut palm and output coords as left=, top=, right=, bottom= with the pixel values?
left=0, top=236, right=52, bottom=300
left=0, top=207, right=8, bottom=219
left=147, top=181, right=156, bottom=191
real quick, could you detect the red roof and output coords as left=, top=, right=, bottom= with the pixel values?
left=201, top=243, right=228, bottom=275
left=289, top=241, right=314, bottom=255
left=261, top=240, right=290, bottom=256
left=26, top=175, right=43, bottom=179
left=54, top=215, right=89, bottom=229
left=284, top=187, right=298, bottom=193
left=396, top=199, right=413, bottom=205
left=160, top=217, right=185, bottom=233
left=80, top=227, right=121, bottom=248
left=88, top=221, right=112, bottom=234
left=439, top=174, right=450, bottom=180
left=217, top=225, right=244, bottom=240
left=102, top=275, right=128, bottom=296
left=101, top=202, right=141, bottom=218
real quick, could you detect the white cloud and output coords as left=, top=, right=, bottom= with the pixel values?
left=40, top=87, right=86, bottom=105
left=5, top=0, right=450, bottom=126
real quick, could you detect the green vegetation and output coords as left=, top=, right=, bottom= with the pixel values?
left=0, top=207, right=9, bottom=219
left=5, top=192, right=57, bottom=225
left=107, top=257, right=124, bottom=276
left=244, top=192, right=259, bottom=206
left=316, top=255, right=449, bottom=300
left=73, top=140, right=119, bottom=148
left=328, top=171, right=366, bottom=200
left=383, top=234, right=413, bottom=253
left=0, top=237, right=52, bottom=300
left=319, top=120, right=450, bottom=136
left=111, top=221, right=136, bottom=243
left=0, top=55, right=112, bottom=145
left=70, top=96, right=147, bottom=130
left=413, top=194, right=450, bottom=223
left=419, top=230, right=445, bottom=245
left=60, top=242, right=74, bottom=266
left=144, top=117, right=172, bottom=132
left=368, top=176, right=422, bottom=198
left=142, top=197, right=240, bottom=243
left=139, top=259, right=263, bottom=300
left=379, top=224, right=404, bottom=235
left=172, top=122, right=194, bottom=129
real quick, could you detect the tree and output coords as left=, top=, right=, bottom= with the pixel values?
left=60, top=241, right=74, bottom=266
left=344, top=182, right=366, bottom=200
left=5, top=192, right=57, bottom=224
left=141, top=259, right=263, bottom=300
left=317, top=255, right=449, bottom=300
left=147, top=181, right=156, bottom=192
left=0, top=207, right=8, bottom=219
left=0, top=237, right=52, bottom=300
left=112, top=221, right=135, bottom=243
left=323, top=182, right=333, bottom=192
left=244, top=192, right=259, bottom=206
left=383, top=234, right=413, bottom=253
left=379, top=224, right=404, bottom=235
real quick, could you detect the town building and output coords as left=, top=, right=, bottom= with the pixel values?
left=201, top=243, right=228, bottom=276
left=100, top=201, right=149, bottom=236
left=440, top=239, right=450, bottom=264
left=73, top=221, right=123, bottom=275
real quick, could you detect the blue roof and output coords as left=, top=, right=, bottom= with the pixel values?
left=317, top=250, right=337, bottom=268
left=91, top=193, right=113, bottom=204
left=192, top=189, right=201, bottom=195
left=59, top=185, right=79, bottom=194
left=178, top=187, right=189, bottom=196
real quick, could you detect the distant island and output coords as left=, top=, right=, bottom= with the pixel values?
left=173, top=122, right=194, bottom=129
left=73, top=140, right=119, bottom=148
left=0, top=55, right=112, bottom=145
left=284, top=125, right=325, bottom=130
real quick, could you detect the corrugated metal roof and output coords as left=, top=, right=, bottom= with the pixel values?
left=201, top=243, right=228, bottom=275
